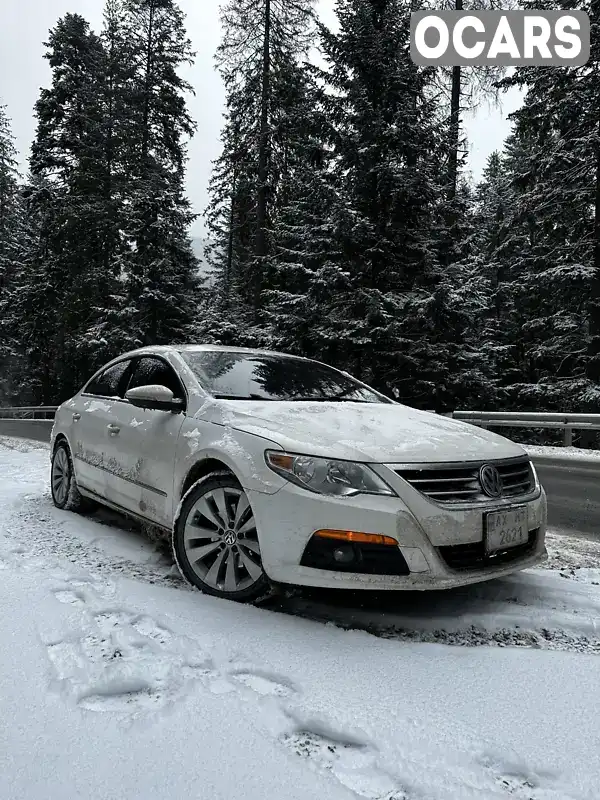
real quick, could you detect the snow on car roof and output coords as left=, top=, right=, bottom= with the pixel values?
left=118, top=343, right=310, bottom=360
left=176, top=344, right=308, bottom=358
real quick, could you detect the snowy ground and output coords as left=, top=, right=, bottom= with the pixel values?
left=1, top=436, right=599, bottom=800
left=523, top=444, right=600, bottom=460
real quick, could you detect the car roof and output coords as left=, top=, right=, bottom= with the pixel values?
left=118, top=344, right=310, bottom=361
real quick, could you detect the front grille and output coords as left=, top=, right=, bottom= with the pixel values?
left=438, top=529, right=539, bottom=572
left=395, top=458, right=535, bottom=505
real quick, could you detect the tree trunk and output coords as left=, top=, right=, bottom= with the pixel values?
left=586, top=0, right=600, bottom=390
left=141, top=0, right=156, bottom=168
left=448, top=0, right=463, bottom=201
left=586, top=117, right=600, bottom=386
left=225, top=172, right=237, bottom=304
left=254, top=0, right=271, bottom=310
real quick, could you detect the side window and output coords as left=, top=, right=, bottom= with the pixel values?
left=85, top=360, right=131, bottom=398
left=127, top=357, right=184, bottom=400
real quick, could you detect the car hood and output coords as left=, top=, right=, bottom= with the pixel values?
left=196, top=400, right=526, bottom=463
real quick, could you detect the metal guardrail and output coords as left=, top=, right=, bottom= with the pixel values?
left=0, top=406, right=58, bottom=443
left=453, top=411, right=600, bottom=447
left=0, top=406, right=58, bottom=419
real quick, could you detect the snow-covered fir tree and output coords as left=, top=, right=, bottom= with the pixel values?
left=488, top=0, right=599, bottom=411
left=265, top=0, right=491, bottom=409
left=115, top=0, right=200, bottom=348
left=18, top=14, right=111, bottom=402
left=205, top=0, right=316, bottom=326
left=0, top=104, right=27, bottom=402
left=5, top=1, right=200, bottom=403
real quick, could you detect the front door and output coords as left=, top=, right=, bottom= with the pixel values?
left=102, top=356, right=186, bottom=527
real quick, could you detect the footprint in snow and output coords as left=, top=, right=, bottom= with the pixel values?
left=53, top=589, right=87, bottom=606
left=131, top=615, right=173, bottom=645
left=51, top=576, right=114, bottom=606
left=227, top=668, right=298, bottom=698
left=479, top=754, right=574, bottom=800
left=78, top=677, right=166, bottom=712
left=496, top=774, right=537, bottom=797
left=45, top=606, right=211, bottom=716
left=282, top=726, right=409, bottom=800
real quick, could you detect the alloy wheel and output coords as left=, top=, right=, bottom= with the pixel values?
left=183, top=486, right=263, bottom=594
left=51, top=446, right=71, bottom=506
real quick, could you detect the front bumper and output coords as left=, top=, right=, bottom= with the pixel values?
left=248, top=467, right=547, bottom=591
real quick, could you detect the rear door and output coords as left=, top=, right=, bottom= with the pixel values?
left=102, top=355, right=187, bottom=527
left=72, top=359, right=134, bottom=499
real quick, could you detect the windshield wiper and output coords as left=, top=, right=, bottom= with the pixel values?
left=212, top=393, right=371, bottom=403
left=289, top=395, right=371, bottom=403
left=212, top=393, right=276, bottom=401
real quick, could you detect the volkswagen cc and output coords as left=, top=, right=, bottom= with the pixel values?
left=49, top=345, right=548, bottom=602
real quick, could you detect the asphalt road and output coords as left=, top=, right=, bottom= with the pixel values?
left=0, top=421, right=597, bottom=536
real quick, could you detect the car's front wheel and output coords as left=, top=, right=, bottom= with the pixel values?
left=173, top=474, right=270, bottom=603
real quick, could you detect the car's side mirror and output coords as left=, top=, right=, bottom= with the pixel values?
left=125, top=384, right=184, bottom=413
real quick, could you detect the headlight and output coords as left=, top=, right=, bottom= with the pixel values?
left=265, top=451, right=395, bottom=497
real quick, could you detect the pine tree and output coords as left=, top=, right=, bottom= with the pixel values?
left=493, top=4, right=598, bottom=410
left=472, top=102, right=592, bottom=410
left=431, top=0, right=512, bottom=262
left=117, top=0, right=200, bottom=347
left=6, top=3, right=200, bottom=403
left=18, top=14, right=112, bottom=401
left=268, top=0, right=447, bottom=403
left=205, top=0, right=316, bottom=323
left=0, top=104, right=26, bottom=402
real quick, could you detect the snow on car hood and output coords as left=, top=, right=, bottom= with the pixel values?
left=196, top=400, right=526, bottom=463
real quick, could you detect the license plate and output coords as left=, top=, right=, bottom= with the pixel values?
left=485, top=506, right=529, bottom=554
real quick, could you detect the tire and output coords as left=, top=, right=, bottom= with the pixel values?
left=50, top=441, right=96, bottom=513
left=172, top=473, right=270, bottom=603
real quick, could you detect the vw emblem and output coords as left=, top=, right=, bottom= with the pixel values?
left=479, top=464, right=503, bottom=498
left=223, top=530, right=237, bottom=546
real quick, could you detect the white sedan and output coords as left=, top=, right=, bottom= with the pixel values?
left=49, top=345, right=548, bottom=602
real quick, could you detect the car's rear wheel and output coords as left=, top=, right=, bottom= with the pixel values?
left=173, top=474, right=270, bottom=603
left=51, top=441, right=95, bottom=513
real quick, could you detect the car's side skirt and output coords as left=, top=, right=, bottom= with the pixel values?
left=78, top=484, right=172, bottom=533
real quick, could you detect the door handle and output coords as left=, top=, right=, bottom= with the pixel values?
left=72, top=413, right=81, bottom=422
left=107, top=423, right=120, bottom=436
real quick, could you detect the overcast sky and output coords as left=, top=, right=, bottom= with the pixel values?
left=0, top=0, right=523, bottom=238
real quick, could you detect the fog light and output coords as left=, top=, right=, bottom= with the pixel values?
left=333, top=546, right=355, bottom=564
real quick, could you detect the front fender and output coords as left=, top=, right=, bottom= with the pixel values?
left=174, top=418, right=287, bottom=499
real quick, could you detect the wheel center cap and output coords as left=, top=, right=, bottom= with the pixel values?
left=223, top=530, right=237, bottom=546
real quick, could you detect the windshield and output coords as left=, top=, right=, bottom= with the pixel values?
left=179, top=350, right=392, bottom=404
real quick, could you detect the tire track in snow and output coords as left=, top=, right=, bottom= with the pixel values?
left=277, top=608, right=600, bottom=655
left=1, top=491, right=183, bottom=590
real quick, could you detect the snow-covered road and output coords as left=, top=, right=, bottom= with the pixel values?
left=1, top=436, right=599, bottom=800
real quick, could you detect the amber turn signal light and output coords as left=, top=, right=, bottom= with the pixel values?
left=313, top=529, right=397, bottom=546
